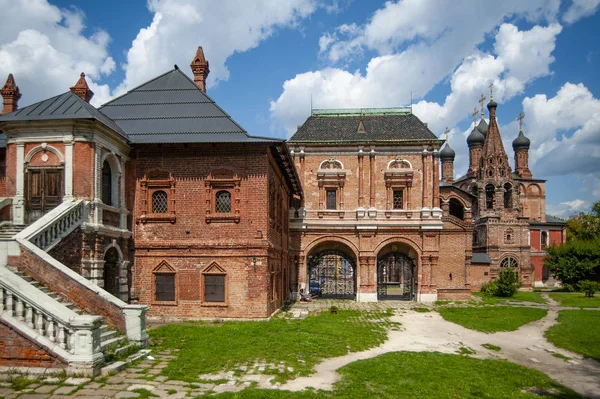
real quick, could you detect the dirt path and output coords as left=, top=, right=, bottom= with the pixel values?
left=276, top=296, right=600, bottom=398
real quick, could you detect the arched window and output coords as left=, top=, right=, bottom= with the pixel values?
left=102, top=160, right=112, bottom=205
left=504, top=183, right=513, bottom=209
left=541, top=231, right=548, bottom=250
left=500, top=257, right=519, bottom=270
left=215, top=191, right=231, bottom=213
left=449, top=198, right=464, bottom=220
left=485, top=184, right=495, bottom=209
left=152, top=190, right=168, bottom=213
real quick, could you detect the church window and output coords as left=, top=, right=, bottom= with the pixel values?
left=215, top=191, right=231, bottom=213
left=500, top=257, right=519, bottom=272
left=102, top=160, right=112, bottom=205
left=152, top=190, right=168, bottom=213
left=449, top=198, right=464, bottom=219
left=505, top=228, right=514, bottom=244
left=155, top=274, right=175, bottom=302
left=504, top=183, right=513, bottom=208
left=138, top=169, right=176, bottom=223
left=485, top=184, right=495, bottom=209
left=204, top=275, right=225, bottom=303
left=393, top=190, right=403, bottom=209
left=541, top=231, right=548, bottom=250
left=326, top=189, right=337, bottom=210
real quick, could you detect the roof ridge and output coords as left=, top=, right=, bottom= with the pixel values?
left=99, top=68, right=179, bottom=109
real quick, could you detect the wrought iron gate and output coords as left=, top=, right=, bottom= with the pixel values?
left=308, top=250, right=356, bottom=299
left=377, top=252, right=415, bottom=300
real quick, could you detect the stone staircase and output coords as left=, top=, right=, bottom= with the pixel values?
left=0, top=223, right=27, bottom=239
left=5, top=265, right=138, bottom=361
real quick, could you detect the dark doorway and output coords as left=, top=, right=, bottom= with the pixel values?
left=377, top=252, right=415, bottom=300
left=25, top=168, right=64, bottom=223
left=103, top=248, right=120, bottom=297
left=308, top=249, right=356, bottom=299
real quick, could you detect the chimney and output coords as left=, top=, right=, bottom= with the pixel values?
left=190, top=46, right=210, bottom=93
left=70, top=72, right=94, bottom=103
left=1, top=74, right=21, bottom=114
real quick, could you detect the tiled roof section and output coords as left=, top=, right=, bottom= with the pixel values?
left=99, top=68, right=277, bottom=144
left=289, top=112, right=438, bottom=142
left=472, top=253, right=492, bottom=264
left=545, top=214, right=566, bottom=224
left=0, top=91, right=128, bottom=139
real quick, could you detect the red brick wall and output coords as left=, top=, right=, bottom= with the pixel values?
left=0, top=320, right=66, bottom=368
left=102, top=209, right=121, bottom=227
left=469, top=264, right=491, bottom=291
left=73, top=142, right=94, bottom=199
left=48, top=227, right=83, bottom=274
left=130, top=143, right=290, bottom=319
left=13, top=244, right=126, bottom=332
left=5, top=143, right=15, bottom=197
left=549, top=230, right=563, bottom=246
left=530, top=229, right=541, bottom=251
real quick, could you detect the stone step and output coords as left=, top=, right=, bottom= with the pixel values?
left=100, top=335, right=127, bottom=352
left=100, top=329, right=118, bottom=342
left=100, top=349, right=151, bottom=376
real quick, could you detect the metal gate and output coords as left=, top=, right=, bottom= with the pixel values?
left=377, top=252, right=415, bottom=300
left=308, top=250, right=356, bottom=299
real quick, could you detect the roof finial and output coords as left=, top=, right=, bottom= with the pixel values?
left=1, top=73, right=22, bottom=114
left=70, top=72, right=94, bottom=103
left=489, top=81, right=494, bottom=100
left=190, top=46, right=210, bottom=93
left=516, top=112, right=525, bottom=132
left=478, top=94, right=486, bottom=118
left=444, top=126, right=450, bottom=144
left=472, top=107, right=479, bottom=127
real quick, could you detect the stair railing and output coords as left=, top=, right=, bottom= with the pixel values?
left=21, top=200, right=86, bottom=251
left=0, top=266, right=103, bottom=367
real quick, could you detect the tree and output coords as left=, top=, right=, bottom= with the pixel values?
left=566, top=200, right=600, bottom=242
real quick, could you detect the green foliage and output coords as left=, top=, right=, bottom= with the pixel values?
left=413, top=307, right=431, bottom=313
left=438, top=306, right=547, bottom=333
left=149, top=309, right=393, bottom=383
left=495, top=269, right=521, bottom=297
left=566, top=200, right=600, bottom=242
left=131, top=388, right=159, bottom=398
left=545, top=310, right=600, bottom=361
left=578, top=280, right=599, bottom=298
left=210, top=352, right=579, bottom=398
left=9, top=376, right=39, bottom=391
left=482, top=343, right=501, bottom=351
left=479, top=280, right=498, bottom=297
left=545, top=239, right=600, bottom=286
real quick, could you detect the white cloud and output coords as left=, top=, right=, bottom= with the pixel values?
left=562, top=0, right=600, bottom=23
left=0, top=0, right=115, bottom=106
left=547, top=199, right=590, bottom=218
left=116, top=0, right=320, bottom=95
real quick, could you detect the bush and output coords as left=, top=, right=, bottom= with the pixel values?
left=480, top=280, right=498, bottom=297
left=545, top=239, right=600, bottom=287
left=495, top=268, right=521, bottom=297
left=578, top=280, right=599, bottom=298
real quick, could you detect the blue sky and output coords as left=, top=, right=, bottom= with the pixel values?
left=1, top=0, right=599, bottom=217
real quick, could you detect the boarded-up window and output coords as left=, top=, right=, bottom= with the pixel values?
left=204, top=275, right=225, bottom=302
left=155, top=274, right=175, bottom=301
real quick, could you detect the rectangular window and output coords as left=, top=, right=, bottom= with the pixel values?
left=393, top=190, right=403, bottom=209
left=204, top=275, right=225, bottom=302
left=155, top=274, right=175, bottom=301
left=326, top=189, right=337, bottom=210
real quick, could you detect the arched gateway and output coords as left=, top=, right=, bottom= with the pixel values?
left=307, top=248, right=356, bottom=299
left=377, top=243, right=417, bottom=300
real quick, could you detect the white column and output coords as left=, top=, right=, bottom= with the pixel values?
left=13, top=143, right=25, bottom=224
left=93, top=145, right=102, bottom=225
left=119, top=158, right=127, bottom=229
left=64, top=140, right=74, bottom=200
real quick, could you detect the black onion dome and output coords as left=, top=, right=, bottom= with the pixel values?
left=487, top=98, right=498, bottom=109
left=440, top=143, right=455, bottom=160
left=512, top=130, right=531, bottom=150
left=467, top=126, right=485, bottom=146
left=477, top=118, right=488, bottom=136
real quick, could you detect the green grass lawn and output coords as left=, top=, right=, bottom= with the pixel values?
left=437, top=306, right=547, bottom=333
left=472, top=291, right=546, bottom=304
left=545, top=310, right=600, bottom=361
left=210, top=352, right=579, bottom=398
left=549, top=292, right=600, bottom=308
left=149, top=309, right=395, bottom=382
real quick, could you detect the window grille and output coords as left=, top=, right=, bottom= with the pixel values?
left=204, top=275, right=225, bottom=302
left=326, top=189, right=336, bottom=210
left=393, top=190, right=403, bottom=209
left=215, top=191, right=231, bottom=213
left=155, top=274, right=175, bottom=301
left=500, top=257, right=518, bottom=270
left=152, top=190, right=168, bottom=213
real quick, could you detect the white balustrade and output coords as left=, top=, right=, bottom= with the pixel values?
left=27, top=200, right=85, bottom=251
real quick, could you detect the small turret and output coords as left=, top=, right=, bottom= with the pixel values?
left=1, top=74, right=21, bottom=114
left=440, top=127, right=455, bottom=183
left=513, top=112, right=532, bottom=178
left=190, top=46, right=210, bottom=93
left=467, top=107, right=484, bottom=177
left=70, top=72, right=94, bottom=103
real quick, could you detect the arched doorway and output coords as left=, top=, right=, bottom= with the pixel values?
left=376, top=243, right=417, bottom=300
left=307, top=249, right=356, bottom=299
left=103, top=247, right=120, bottom=297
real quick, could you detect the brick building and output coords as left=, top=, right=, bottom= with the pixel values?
left=0, top=47, right=300, bottom=371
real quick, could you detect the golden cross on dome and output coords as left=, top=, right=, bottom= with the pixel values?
left=478, top=94, right=486, bottom=117
left=489, top=81, right=494, bottom=100
left=472, top=107, right=479, bottom=126
left=444, top=127, right=450, bottom=144
left=516, top=112, right=525, bottom=132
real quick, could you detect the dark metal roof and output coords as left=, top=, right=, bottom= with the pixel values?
left=0, top=91, right=128, bottom=139
left=99, top=68, right=275, bottom=144
left=289, top=110, right=439, bottom=143
left=545, top=214, right=565, bottom=224
left=471, top=253, right=492, bottom=264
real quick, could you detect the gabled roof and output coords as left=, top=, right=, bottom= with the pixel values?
left=289, top=109, right=439, bottom=143
left=0, top=91, right=128, bottom=139
left=99, top=67, right=279, bottom=144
